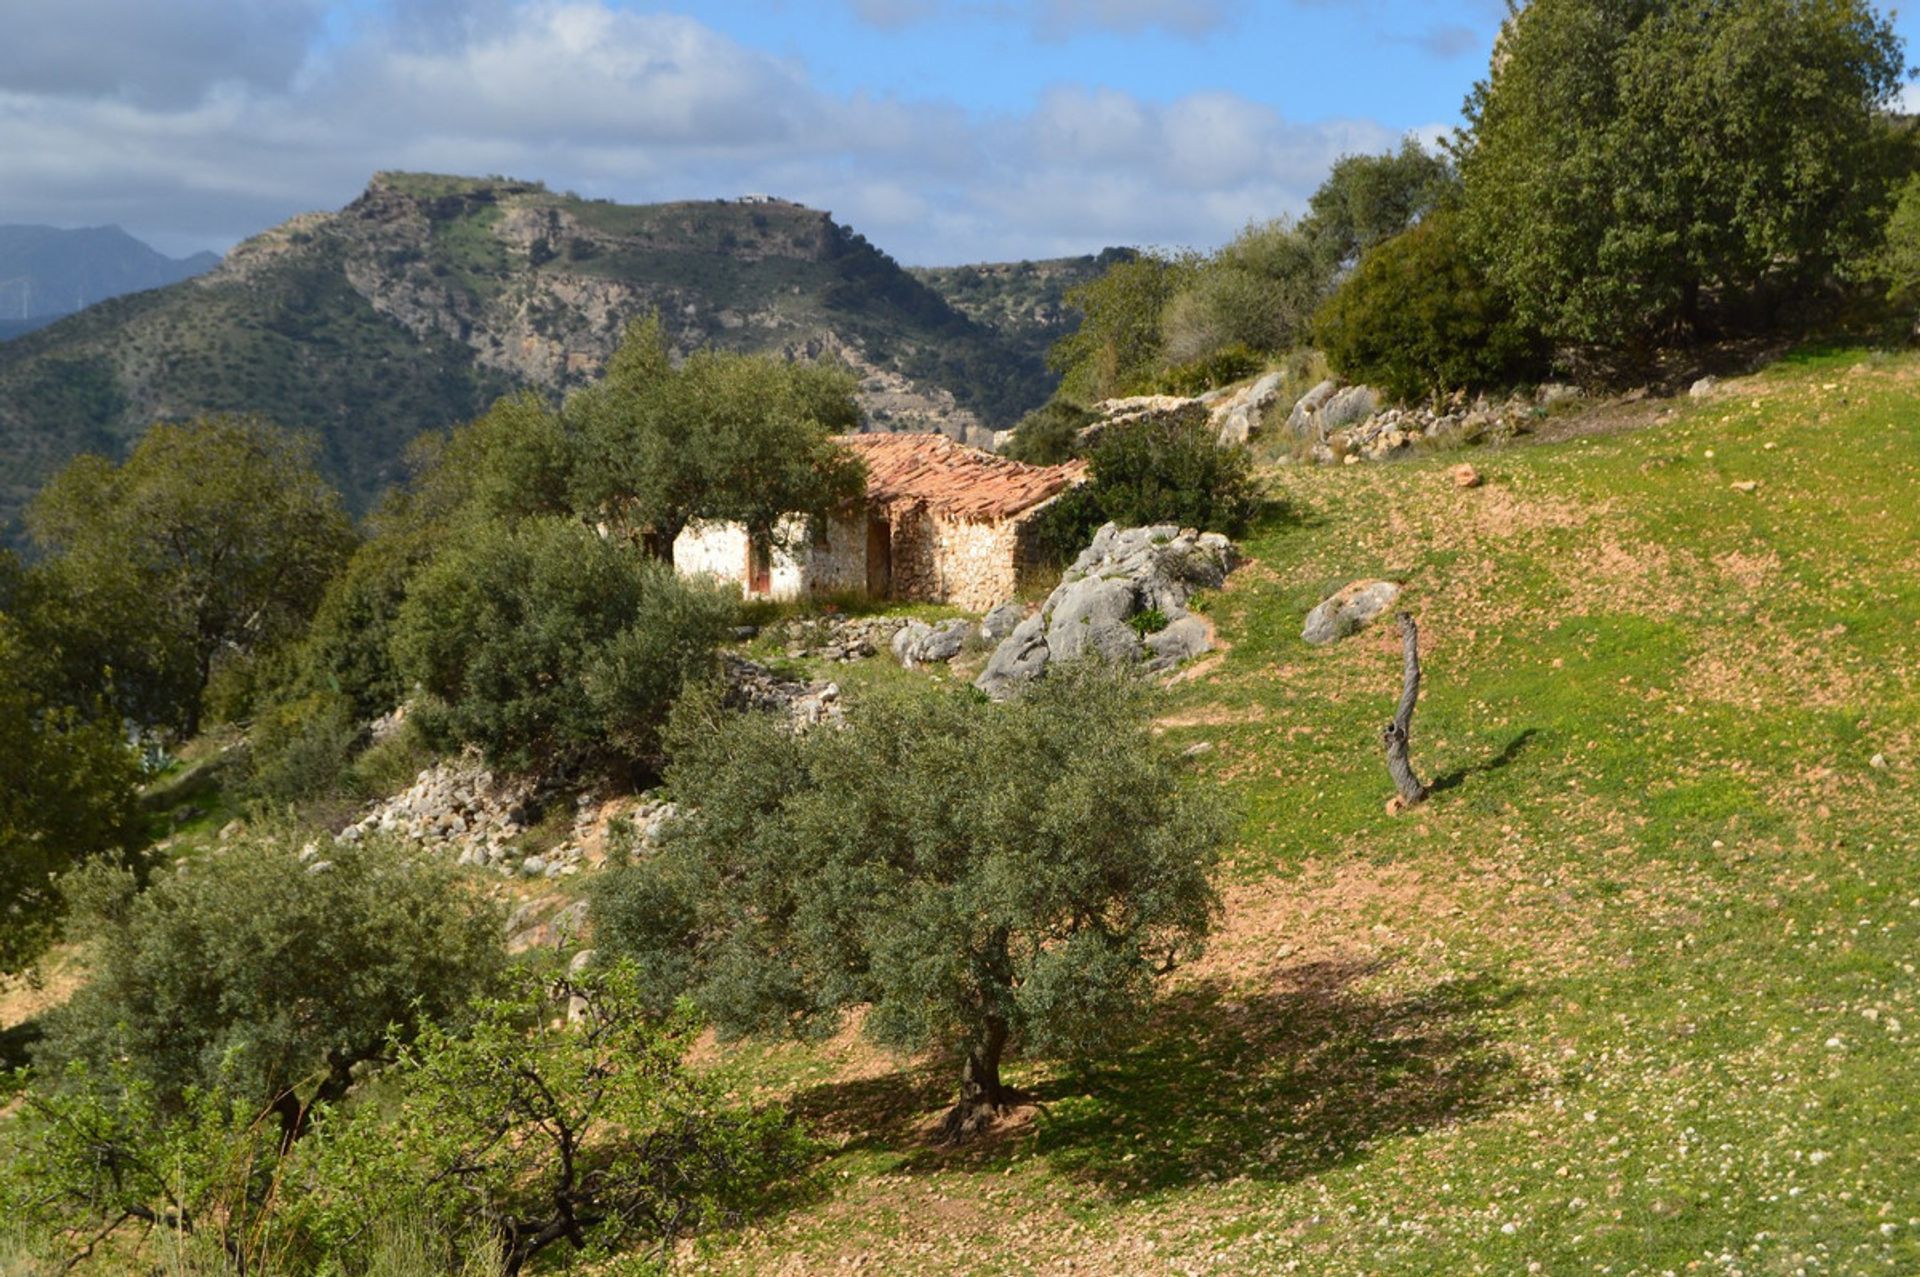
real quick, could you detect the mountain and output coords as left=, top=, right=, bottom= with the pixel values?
left=0, top=224, right=218, bottom=329
left=0, top=173, right=1070, bottom=543
left=909, top=248, right=1131, bottom=370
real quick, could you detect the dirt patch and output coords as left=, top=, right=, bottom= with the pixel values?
left=0, top=945, right=86, bottom=1032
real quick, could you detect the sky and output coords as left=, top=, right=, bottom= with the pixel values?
left=0, top=0, right=1911, bottom=266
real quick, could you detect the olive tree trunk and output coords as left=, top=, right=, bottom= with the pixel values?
left=1382, top=611, right=1428, bottom=809
left=938, top=1017, right=1028, bottom=1144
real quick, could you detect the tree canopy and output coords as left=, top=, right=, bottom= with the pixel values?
left=569, top=316, right=866, bottom=557
left=593, top=664, right=1229, bottom=1139
left=1455, top=0, right=1906, bottom=360
left=26, top=416, right=356, bottom=735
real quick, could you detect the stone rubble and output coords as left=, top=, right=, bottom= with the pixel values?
left=891, top=617, right=973, bottom=667
left=975, top=523, right=1237, bottom=699
left=765, top=613, right=908, bottom=664
left=722, top=654, right=845, bottom=729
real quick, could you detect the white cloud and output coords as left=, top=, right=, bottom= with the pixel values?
left=0, top=1, right=1404, bottom=264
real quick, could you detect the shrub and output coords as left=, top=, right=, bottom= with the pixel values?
left=1153, top=344, right=1265, bottom=397
left=244, top=689, right=363, bottom=802
left=35, top=828, right=506, bottom=1116
left=593, top=665, right=1229, bottom=1140
left=391, top=516, right=735, bottom=774
left=1034, top=408, right=1264, bottom=563
left=1315, top=209, right=1545, bottom=404
left=1001, top=400, right=1097, bottom=464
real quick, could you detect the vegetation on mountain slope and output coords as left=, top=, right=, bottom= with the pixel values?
left=0, top=175, right=1059, bottom=545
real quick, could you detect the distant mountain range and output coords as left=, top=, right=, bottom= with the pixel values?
left=0, top=224, right=219, bottom=337
left=0, top=173, right=1112, bottom=544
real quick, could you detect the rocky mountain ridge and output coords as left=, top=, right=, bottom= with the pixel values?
left=0, top=173, right=1071, bottom=543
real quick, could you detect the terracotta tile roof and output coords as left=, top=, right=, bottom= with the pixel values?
left=835, top=433, right=1087, bottom=523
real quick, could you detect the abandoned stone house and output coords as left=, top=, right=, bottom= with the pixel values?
left=672, top=433, right=1085, bottom=613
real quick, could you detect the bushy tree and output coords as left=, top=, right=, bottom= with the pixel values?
left=1316, top=208, right=1546, bottom=403
left=26, top=416, right=357, bottom=735
left=1034, top=407, right=1264, bottom=563
left=35, top=828, right=505, bottom=1120
left=0, top=620, right=143, bottom=971
left=391, top=516, right=734, bottom=774
left=1872, top=172, right=1920, bottom=316
left=1162, top=220, right=1324, bottom=362
left=306, top=964, right=810, bottom=1275
left=593, top=665, right=1228, bottom=1140
left=569, top=316, right=865, bottom=558
left=1303, top=139, right=1457, bottom=275
left=1047, top=254, right=1196, bottom=401
left=1001, top=400, right=1098, bottom=464
left=1456, top=0, right=1905, bottom=359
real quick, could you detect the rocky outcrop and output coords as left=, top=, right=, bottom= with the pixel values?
left=1083, top=370, right=1292, bottom=449
left=892, top=617, right=973, bottom=667
left=975, top=523, right=1237, bottom=698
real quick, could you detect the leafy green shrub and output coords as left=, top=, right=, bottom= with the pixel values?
left=0, top=624, right=144, bottom=971
left=35, top=827, right=505, bottom=1115
left=1128, top=607, right=1171, bottom=637
left=392, top=516, right=735, bottom=774
left=245, top=689, right=362, bottom=802
left=1153, top=344, right=1264, bottom=396
left=1001, top=400, right=1097, bottom=464
left=305, top=963, right=811, bottom=1274
left=1315, top=210, right=1546, bottom=404
left=1873, top=172, right=1920, bottom=314
left=593, top=665, right=1228, bottom=1140
left=1034, top=408, right=1264, bottom=564
left=1047, top=254, right=1195, bottom=401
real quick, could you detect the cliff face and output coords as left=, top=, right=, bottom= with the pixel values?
left=0, top=173, right=1061, bottom=541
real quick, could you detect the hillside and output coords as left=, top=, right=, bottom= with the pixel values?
left=909, top=249, right=1129, bottom=372
left=0, top=174, right=1060, bottom=542
left=0, top=224, right=218, bottom=328
left=667, top=350, right=1916, bottom=1272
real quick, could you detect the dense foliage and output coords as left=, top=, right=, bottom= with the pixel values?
left=25, top=416, right=356, bottom=736
left=569, top=316, right=867, bottom=557
left=593, top=665, right=1228, bottom=1138
left=1456, top=0, right=1906, bottom=362
left=1035, top=408, right=1264, bottom=563
left=34, top=829, right=505, bottom=1117
left=4, top=966, right=806, bottom=1275
left=1315, top=209, right=1545, bottom=403
left=392, top=516, right=735, bottom=774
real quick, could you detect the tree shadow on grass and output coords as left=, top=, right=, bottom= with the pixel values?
left=787, top=956, right=1530, bottom=1200
left=1429, top=728, right=1540, bottom=796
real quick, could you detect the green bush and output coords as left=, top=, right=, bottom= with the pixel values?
left=391, top=516, right=734, bottom=774
left=1315, top=210, right=1545, bottom=403
left=1033, top=408, right=1264, bottom=564
left=1153, top=344, right=1264, bottom=396
left=1001, top=400, right=1097, bottom=464
left=245, top=689, right=363, bottom=803
left=35, top=827, right=506, bottom=1115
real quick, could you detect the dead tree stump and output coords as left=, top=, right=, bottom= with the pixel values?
left=1382, top=611, right=1428, bottom=813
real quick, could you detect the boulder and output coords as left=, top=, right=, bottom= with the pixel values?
left=1145, top=616, right=1212, bottom=671
left=1689, top=375, right=1719, bottom=400
left=1286, top=380, right=1340, bottom=439
left=892, top=617, right=971, bottom=667
left=1211, top=370, right=1288, bottom=446
left=1302, top=580, right=1402, bottom=646
left=975, top=523, right=1237, bottom=698
left=1321, top=385, right=1381, bottom=430
left=980, top=600, right=1026, bottom=643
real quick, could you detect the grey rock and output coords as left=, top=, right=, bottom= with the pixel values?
left=520, top=855, right=549, bottom=877
left=1322, top=385, right=1381, bottom=430
left=1689, top=375, right=1719, bottom=400
left=891, top=617, right=969, bottom=667
left=304, top=859, right=334, bottom=875
left=980, top=601, right=1026, bottom=643
left=974, top=613, right=1051, bottom=699
left=1285, top=379, right=1340, bottom=439
left=1302, top=580, right=1402, bottom=646
left=568, top=947, right=597, bottom=975
left=1145, top=615, right=1213, bottom=670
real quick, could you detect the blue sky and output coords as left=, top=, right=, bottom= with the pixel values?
left=0, top=1, right=1909, bottom=265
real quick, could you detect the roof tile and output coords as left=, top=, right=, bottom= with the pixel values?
left=835, top=433, right=1086, bottom=522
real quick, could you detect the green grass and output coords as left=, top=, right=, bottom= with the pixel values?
left=678, top=349, right=1920, bottom=1274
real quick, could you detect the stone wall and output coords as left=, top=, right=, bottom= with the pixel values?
left=929, top=516, right=1024, bottom=612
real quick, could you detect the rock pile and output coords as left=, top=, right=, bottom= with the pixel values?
left=1294, top=383, right=1582, bottom=465
left=335, top=751, right=557, bottom=874
left=723, top=655, right=844, bottom=729
left=767, top=614, right=906, bottom=663
left=975, top=523, right=1236, bottom=699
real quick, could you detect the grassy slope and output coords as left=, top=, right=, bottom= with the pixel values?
left=687, top=347, right=1920, bottom=1274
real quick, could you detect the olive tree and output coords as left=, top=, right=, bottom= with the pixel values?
left=593, top=663, right=1228, bottom=1140
left=35, top=828, right=506, bottom=1122
left=569, top=316, right=865, bottom=559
